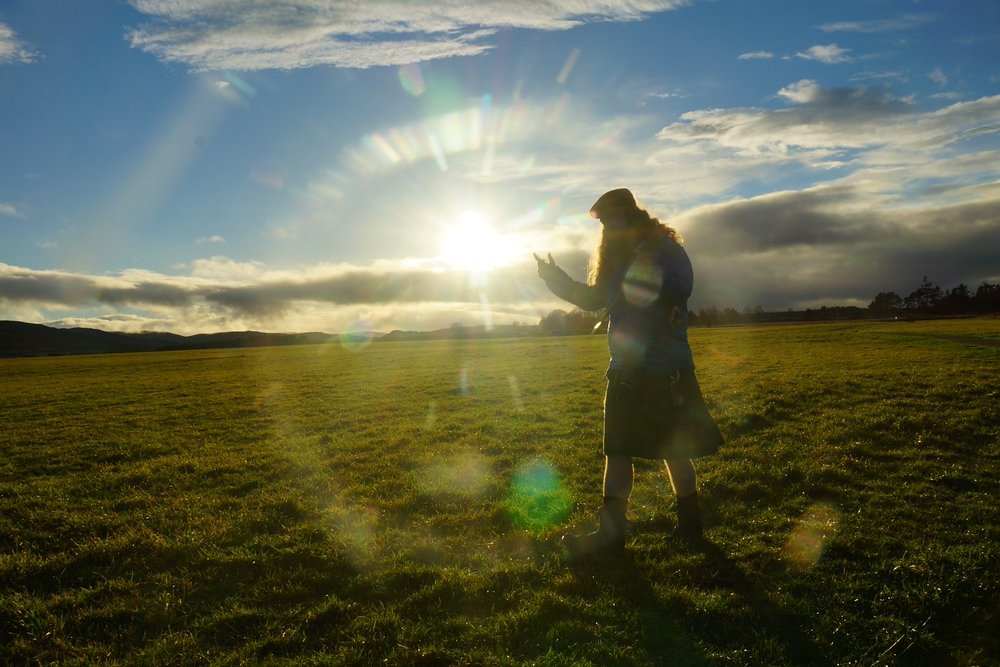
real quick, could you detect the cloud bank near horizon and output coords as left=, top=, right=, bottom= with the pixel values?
left=4, top=178, right=997, bottom=335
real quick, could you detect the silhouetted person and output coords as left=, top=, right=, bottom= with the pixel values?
left=535, top=188, right=722, bottom=558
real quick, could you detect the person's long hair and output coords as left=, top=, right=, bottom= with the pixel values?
left=587, top=207, right=681, bottom=286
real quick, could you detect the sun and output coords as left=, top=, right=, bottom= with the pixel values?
left=440, top=210, right=517, bottom=271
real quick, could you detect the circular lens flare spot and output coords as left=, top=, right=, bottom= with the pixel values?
left=506, top=459, right=573, bottom=531
left=784, top=501, right=840, bottom=570
left=398, top=63, right=425, bottom=96
left=609, top=325, right=648, bottom=368
left=340, top=320, right=374, bottom=350
left=419, top=449, right=492, bottom=497
left=623, top=255, right=663, bottom=307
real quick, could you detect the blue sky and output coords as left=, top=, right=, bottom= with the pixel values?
left=2, top=0, right=999, bottom=334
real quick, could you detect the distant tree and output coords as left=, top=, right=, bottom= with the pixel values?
left=868, top=291, right=903, bottom=314
left=539, top=309, right=568, bottom=335
left=975, top=282, right=1000, bottom=312
left=904, top=276, right=943, bottom=312
left=698, top=306, right=720, bottom=326
left=938, top=283, right=973, bottom=314
left=563, top=309, right=601, bottom=334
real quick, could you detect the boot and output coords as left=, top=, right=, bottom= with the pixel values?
left=562, top=496, right=627, bottom=558
left=673, top=492, right=703, bottom=542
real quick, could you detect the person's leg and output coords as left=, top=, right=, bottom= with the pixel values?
left=603, top=455, right=634, bottom=499
left=665, top=458, right=702, bottom=539
left=664, top=458, right=695, bottom=497
left=563, top=456, right=632, bottom=557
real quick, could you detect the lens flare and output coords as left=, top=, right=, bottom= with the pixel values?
left=339, top=320, right=374, bottom=350
left=556, top=48, right=582, bottom=85
left=623, top=255, right=663, bottom=307
left=479, top=293, right=494, bottom=330
left=398, top=63, right=426, bottom=97
left=784, top=501, right=841, bottom=570
left=336, top=96, right=555, bottom=181
left=223, top=71, right=256, bottom=98
left=458, top=362, right=470, bottom=395
left=609, top=326, right=648, bottom=367
left=507, top=375, right=524, bottom=411
left=506, top=459, right=573, bottom=531
left=418, top=448, right=492, bottom=497
left=329, top=503, right=378, bottom=570
left=423, top=400, right=438, bottom=429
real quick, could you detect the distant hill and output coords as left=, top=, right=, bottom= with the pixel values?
left=0, top=321, right=547, bottom=358
left=0, top=321, right=350, bottom=358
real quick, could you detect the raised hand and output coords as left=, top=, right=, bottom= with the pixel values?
left=533, top=252, right=556, bottom=276
left=533, top=252, right=572, bottom=289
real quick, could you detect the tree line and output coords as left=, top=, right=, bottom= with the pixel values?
left=539, top=277, right=1000, bottom=332
left=867, top=277, right=1000, bottom=316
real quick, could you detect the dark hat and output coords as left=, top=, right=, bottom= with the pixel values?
left=589, top=188, right=638, bottom=219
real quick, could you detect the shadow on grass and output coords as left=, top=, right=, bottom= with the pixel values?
left=576, top=556, right=709, bottom=665
left=563, top=537, right=835, bottom=666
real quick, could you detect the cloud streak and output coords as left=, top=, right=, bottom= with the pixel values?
left=126, top=0, right=689, bottom=71
left=819, top=14, right=935, bottom=33
left=737, top=51, right=773, bottom=61
left=796, top=44, right=852, bottom=64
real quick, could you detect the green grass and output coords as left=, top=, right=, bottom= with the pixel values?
left=2, top=319, right=998, bottom=665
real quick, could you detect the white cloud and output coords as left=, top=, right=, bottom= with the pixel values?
left=125, top=0, right=689, bottom=71
left=0, top=21, right=38, bottom=64
left=0, top=202, right=24, bottom=218
left=776, top=79, right=821, bottom=104
left=928, top=66, right=948, bottom=86
left=737, top=51, right=773, bottom=61
left=796, top=44, right=852, bottom=64
left=196, top=234, right=225, bottom=244
left=185, top=256, right=265, bottom=280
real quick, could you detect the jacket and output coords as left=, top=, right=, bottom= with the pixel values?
left=540, top=229, right=694, bottom=372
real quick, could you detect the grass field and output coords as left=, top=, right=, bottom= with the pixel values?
left=2, top=319, right=998, bottom=665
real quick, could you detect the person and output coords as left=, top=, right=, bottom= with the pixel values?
left=534, top=187, right=723, bottom=558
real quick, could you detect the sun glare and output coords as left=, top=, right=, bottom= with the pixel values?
left=440, top=210, right=517, bottom=271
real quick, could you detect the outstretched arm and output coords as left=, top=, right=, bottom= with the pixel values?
left=533, top=253, right=608, bottom=312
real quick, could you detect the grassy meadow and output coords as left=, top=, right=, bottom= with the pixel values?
left=1, top=318, right=998, bottom=665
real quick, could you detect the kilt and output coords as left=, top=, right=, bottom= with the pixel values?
left=603, top=367, right=723, bottom=460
